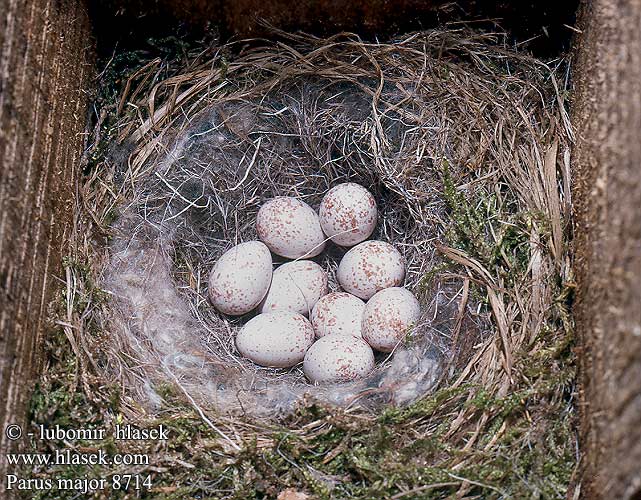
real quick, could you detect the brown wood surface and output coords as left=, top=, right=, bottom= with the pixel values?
left=572, top=1, right=641, bottom=498
left=0, top=0, right=93, bottom=492
left=88, top=0, right=578, bottom=57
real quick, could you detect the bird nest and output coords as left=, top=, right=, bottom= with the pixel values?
left=63, top=28, right=575, bottom=493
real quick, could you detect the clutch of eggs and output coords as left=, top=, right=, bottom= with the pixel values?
left=206, top=183, right=423, bottom=384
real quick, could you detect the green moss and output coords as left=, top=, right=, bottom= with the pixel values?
left=439, top=162, right=543, bottom=290
left=440, top=161, right=495, bottom=264
left=380, top=384, right=472, bottom=424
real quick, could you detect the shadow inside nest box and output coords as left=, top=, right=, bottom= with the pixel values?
left=89, top=0, right=580, bottom=59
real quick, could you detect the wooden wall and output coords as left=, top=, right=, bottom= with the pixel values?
left=0, top=0, right=93, bottom=492
left=572, top=1, right=641, bottom=498
left=88, top=0, right=578, bottom=57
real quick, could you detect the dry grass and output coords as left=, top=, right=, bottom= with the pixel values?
left=27, top=27, right=577, bottom=499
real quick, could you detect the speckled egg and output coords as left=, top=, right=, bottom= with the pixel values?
left=259, top=260, right=328, bottom=316
left=319, top=183, right=377, bottom=246
left=362, top=287, right=421, bottom=352
left=236, top=311, right=315, bottom=367
left=256, top=197, right=326, bottom=259
left=337, top=240, right=405, bottom=300
left=303, top=335, right=375, bottom=383
left=208, top=241, right=272, bottom=316
left=310, top=292, right=365, bottom=338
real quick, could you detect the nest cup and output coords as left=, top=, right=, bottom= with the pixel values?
left=98, top=29, right=571, bottom=420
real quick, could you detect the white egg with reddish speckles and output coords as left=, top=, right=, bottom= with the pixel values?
left=319, top=183, right=377, bottom=246
left=236, top=311, right=315, bottom=368
left=208, top=241, right=273, bottom=316
left=303, top=334, right=375, bottom=383
left=362, top=287, right=421, bottom=352
left=310, top=292, right=365, bottom=338
left=337, top=240, right=405, bottom=300
left=259, top=260, right=328, bottom=316
left=256, top=196, right=326, bottom=259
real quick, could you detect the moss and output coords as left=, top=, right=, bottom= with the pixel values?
left=440, top=161, right=495, bottom=264
left=417, top=262, right=452, bottom=292
left=439, top=162, right=544, bottom=291
left=26, top=338, right=575, bottom=498
left=380, top=384, right=472, bottom=424
left=60, top=257, right=110, bottom=310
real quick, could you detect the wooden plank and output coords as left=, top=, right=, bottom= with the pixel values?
left=572, top=1, right=641, bottom=498
left=0, top=0, right=93, bottom=494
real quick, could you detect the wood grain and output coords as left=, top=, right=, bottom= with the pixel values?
left=0, top=0, right=93, bottom=492
left=572, top=1, right=641, bottom=497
